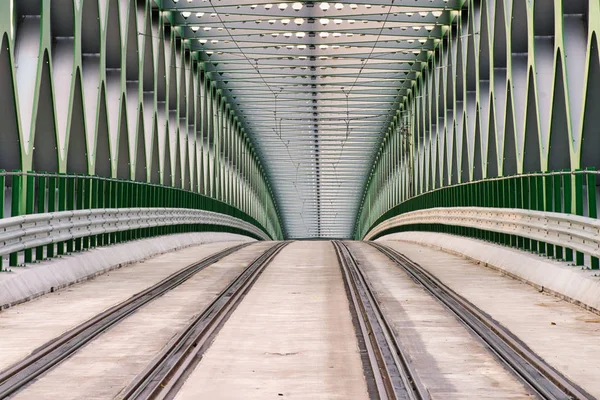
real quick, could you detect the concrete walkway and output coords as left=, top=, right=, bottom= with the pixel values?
left=381, top=239, right=600, bottom=398
left=11, top=242, right=275, bottom=400
left=0, top=240, right=253, bottom=372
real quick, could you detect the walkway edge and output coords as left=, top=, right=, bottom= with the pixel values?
left=377, top=232, right=600, bottom=315
left=0, top=232, right=255, bottom=310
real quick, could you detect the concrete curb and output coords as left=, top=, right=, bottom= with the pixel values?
left=377, top=232, right=600, bottom=315
left=0, top=232, right=255, bottom=310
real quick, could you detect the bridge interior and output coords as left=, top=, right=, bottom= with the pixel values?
left=1, top=0, right=600, bottom=398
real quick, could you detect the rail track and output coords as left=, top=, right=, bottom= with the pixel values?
left=118, top=240, right=289, bottom=400
left=368, top=241, right=593, bottom=400
left=0, top=242, right=258, bottom=398
left=333, top=240, right=429, bottom=400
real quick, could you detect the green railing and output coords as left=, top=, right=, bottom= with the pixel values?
left=357, top=169, right=599, bottom=269
left=1, top=171, right=276, bottom=268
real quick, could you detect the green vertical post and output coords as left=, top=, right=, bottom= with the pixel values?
left=530, top=176, right=538, bottom=252
left=75, top=176, right=84, bottom=251
left=9, top=172, right=22, bottom=266
left=563, top=171, right=573, bottom=262
left=545, top=174, right=554, bottom=258
left=536, top=174, right=546, bottom=255
left=66, top=176, right=75, bottom=253
left=575, top=170, right=585, bottom=266
left=105, top=179, right=112, bottom=244
left=23, top=174, right=36, bottom=263
left=553, top=173, right=563, bottom=259
left=586, top=169, right=599, bottom=269
left=57, top=175, right=67, bottom=255
left=88, top=178, right=97, bottom=248
left=36, top=175, right=47, bottom=261
left=47, top=176, right=57, bottom=258
left=83, top=177, right=92, bottom=249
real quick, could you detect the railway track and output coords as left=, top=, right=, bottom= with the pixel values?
left=368, top=241, right=593, bottom=400
left=118, top=240, right=289, bottom=400
left=0, top=242, right=260, bottom=398
left=333, top=240, right=429, bottom=400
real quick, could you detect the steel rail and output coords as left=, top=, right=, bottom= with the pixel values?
left=333, top=240, right=428, bottom=400
left=368, top=241, right=594, bottom=400
left=0, top=242, right=255, bottom=399
left=119, top=240, right=290, bottom=400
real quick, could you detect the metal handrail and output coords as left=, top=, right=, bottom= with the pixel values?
left=364, top=206, right=600, bottom=260
left=357, top=168, right=598, bottom=239
left=0, top=207, right=269, bottom=259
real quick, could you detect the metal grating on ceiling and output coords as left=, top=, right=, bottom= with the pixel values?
left=159, top=0, right=461, bottom=238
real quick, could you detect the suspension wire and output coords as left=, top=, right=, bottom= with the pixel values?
left=208, top=0, right=313, bottom=235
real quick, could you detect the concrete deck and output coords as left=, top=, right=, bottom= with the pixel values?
left=12, top=242, right=275, bottom=400
left=348, top=242, right=533, bottom=399
left=380, top=239, right=600, bottom=398
left=0, top=232, right=255, bottom=309
left=379, top=232, right=600, bottom=312
left=174, top=241, right=369, bottom=400
left=0, top=240, right=254, bottom=372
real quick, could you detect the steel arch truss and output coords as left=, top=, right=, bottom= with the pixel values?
left=0, top=0, right=282, bottom=240
left=357, top=0, right=600, bottom=239
left=158, top=0, right=461, bottom=238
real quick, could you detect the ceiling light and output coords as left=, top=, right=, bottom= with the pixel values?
left=250, top=4, right=258, bottom=8
left=181, top=11, right=191, bottom=18
left=282, top=18, right=290, bottom=25
left=203, top=26, right=212, bottom=31
left=191, top=26, right=200, bottom=31
left=199, top=39, right=207, bottom=44
left=348, top=19, right=355, bottom=24
left=332, top=32, right=341, bottom=37
left=284, top=32, right=292, bottom=37
left=319, top=18, right=330, bottom=25
left=298, top=44, right=307, bottom=49
left=294, top=18, right=305, bottom=25
left=272, top=33, right=279, bottom=36
left=364, top=4, right=372, bottom=8
left=320, top=44, right=329, bottom=49
left=279, top=3, right=288, bottom=10
left=333, top=19, right=342, bottom=24
left=292, top=2, right=303, bottom=10
left=265, top=3, right=273, bottom=9
left=334, top=3, right=343, bottom=9
left=320, top=32, right=329, bottom=37
left=419, top=11, right=428, bottom=17
left=196, top=12, right=204, bottom=17
left=349, top=3, right=357, bottom=9
left=211, top=39, right=219, bottom=44
left=296, top=31, right=306, bottom=37
left=320, top=2, right=330, bottom=10
left=269, top=19, right=276, bottom=24
left=432, top=11, right=443, bottom=17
